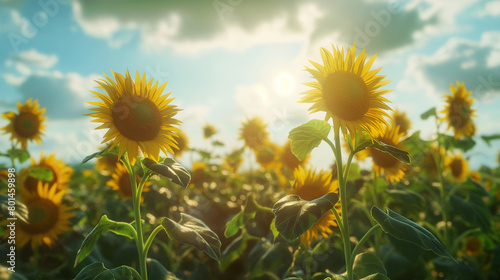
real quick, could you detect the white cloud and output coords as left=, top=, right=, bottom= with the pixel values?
left=70, top=0, right=473, bottom=56
left=7, top=49, right=58, bottom=68
left=3, top=73, right=24, bottom=86
left=478, top=1, right=500, bottom=17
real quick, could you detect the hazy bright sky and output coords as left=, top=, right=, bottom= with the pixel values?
left=1, top=0, right=500, bottom=170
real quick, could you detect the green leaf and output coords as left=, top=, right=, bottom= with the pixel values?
left=359, top=273, right=390, bottom=280
left=212, top=140, right=225, bottom=147
left=247, top=243, right=293, bottom=279
left=370, top=138, right=411, bottom=165
left=449, top=194, right=491, bottom=232
left=162, top=213, right=221, bottom=262
left=420, top=107, right=437, bottom=120
left=27, top=166, right=54, bottom=182
left=270, top=217, right=279, bottom=242
left=288, top=119, right=331, bottom=161
left=81, top=143, right=117, bottom=164
left=371, top=206, right=454, bottom=260
left=4, top=148, right=30, bottom=163
left=440, top=134, right=476, bottom=152
left=273, top=192, right=339, bottom=241
left=352, top=252, right=387, bottom=280
left=385, top=189, right=425, bottom=211
left=74, top=263, right=136, bottom=280
left=221, top=233, right=248, bottom=271
left=481, top=134, right=500, bottom=146
left=224, top=194, right=258, bottom=238
left=147, top=259, right=179, bottom=280
left=75, top=215, right=136, bottom=266
left=142, top=157, right=191, bottom=188
left=0, top=194, right=29, bottom=223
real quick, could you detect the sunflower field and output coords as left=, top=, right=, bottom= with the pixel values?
left=1, top=2, right=500, bottom=280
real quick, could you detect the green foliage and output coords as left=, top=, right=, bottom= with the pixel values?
left=81, top=143, right=118, bottom=164
left=161, top=213, right=222, bottom=263
left=352, top=252, right=387, bottom=280
left=420, top=107, right=437, bottom=120
left=371, top=206, right=454, bottom=260
left=224, top=193, right=258, bottom=238
left=449, top=194, right=491, bottom=232
left=27, top=166, right=54, bottom=182
left=288, top=119, right=331, bottom=161
left=273, top=192, right=339, bottom=241
left=75, top=215, right=136, bottom=266
left=221, top=234, right=248, bottom=271
left=347, top=131, right=411, bottom=164
left=73, top=263, right=136, bottom=280
left=481, top=133, right=500, bottom=146
left=142, top=157, right=191, bottom=188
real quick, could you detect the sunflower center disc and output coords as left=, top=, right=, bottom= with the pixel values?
left=450, top=159, right=463, bottom=178
left=14, top=112, right=40, bottom=137
left=111, top=96, right=162, bottom=141
left=20, top=199, right=59, bottom=234
left=323, top=72, right=369, bottom=121
left=449, top=98, right=470, bottom=129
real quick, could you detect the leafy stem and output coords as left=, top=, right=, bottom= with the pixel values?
left=349, top=224, right=381, bottom=270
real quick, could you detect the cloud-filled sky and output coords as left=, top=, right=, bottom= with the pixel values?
left=1, top=0, right=500, bottom=169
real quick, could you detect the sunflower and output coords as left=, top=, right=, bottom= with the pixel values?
left=239, top=117, right=269, bottom=150
left=420, top=145, right=444, bottom=179
left=20, top=153, right=73, bottom=196
left=254, top=142, right=280, bottom=170
left=391, top=109, right=411, bottom=136
left=2, top=98, right=47, bottom=150
left=190, top=161, right=209, bottom=186
left=95, top=155, right=119, bottom=176
left=224, top=149, right=244, bottom=173
left=87, top=70, right=181, bottom=165
left=441, top=81, right=476, bottom=139
left=106, top=162, right=150, bottom=201
left=281, top=140, right=309, bottom=171
left=365, top=126, right=407, bottom=182
left=445, top=153, right=469, bottom=182
left=203, top=124, right=217, bottom=139
left=172, top=130, right=189, bottom=157
left=465, top=237, right=482, bottom=257
left=17, top=182, right=74, bottom=249
left=289, top=166, right=340, bottom=245
left=300, top=43, right=392, bottom=139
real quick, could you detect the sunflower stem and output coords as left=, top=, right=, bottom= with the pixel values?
left=434, top=118, right=449, bottom=249
left=144, top=224, right=165, bottom=257
left=349, top=224, right=380, bottom=270
left=10, top=143, right=17, bottom=171
left=334, top=132, right=353, bottom=280
left=122, top=154, right=148, bottom=280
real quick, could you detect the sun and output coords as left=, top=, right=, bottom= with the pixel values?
left=441, top=81, right=476, bottom=139
left=363, top=125, right=408, bottom=182
left=300, top=43, right=392, bottom=139
left=17, top=182, right=74, bottom=249
left=275, top=72, right=295, bottom=95
left=107, top=162, right=150, bottom=201
left=289, top=166, right=340, bottom=245
left=2, top=98, right=47, bottom=150
left=86, top=70, right=181, bottom=165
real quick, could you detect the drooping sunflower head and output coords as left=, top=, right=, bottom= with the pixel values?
left=239, top=117, right=269, bottom=150
left=254, top=142, right=280, bottom=170
left=366, top=126, right=407, bottom=182
left=445, top=153, right=469, bottom=182
left=441, top=81, right=476, bottom=139
left=203, top=124, right=217, bottom=139
left=172, top=130, right=189, bottom=157
left=20, top=153, right=73, bottom=196
left=17, top=182, right=74, bottom=249
left=2, top=98, right=47, bottom=150
left=290, top=166, right=340, bottom=245
left=106, top=162, right=150, bottom=201
left=87, top=70, right=181, bottom=165
left=300, top=43, right=392, bottom=139
left=391, top=109, right=411, bottom=136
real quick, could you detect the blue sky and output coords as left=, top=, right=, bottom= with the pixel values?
left=1, top=0, right=500, bottom=170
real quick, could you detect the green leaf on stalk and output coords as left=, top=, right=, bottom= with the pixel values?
left=288, top=119, right=331, bottom=161
left=74, top=262, right=135, bottom=280
left=3, top=148, right=30, bottom=163
left=142, top=157, right=191, bottom=188
left=81, top=143, right=118, bottom=164
left=359, top=273, right=390, bottom=280
left=273, top=192, right=339, bottom=241
left=224, top=193, right=258, bottom=238
left=371, top=206, right=454, bottom=261
left=27, top=166, right=54, bottom=182
left=346, top=131, right=411, bottom=165
left=439, top=134, right=476, bottom=152
left=420, top=107, right=437, bottom=120
left=221, top=233, right=248, bottom=271
left=162, top=213, right=221, bottom=263
left=75, top=215, right=136, bottom=266
left=352, top=252, right=387, bottom=280
left=481, top=134, right=500, bottom=146
left=147, top=259, right=179, bottom=280
left=270, top=217, right=279, bottom=242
